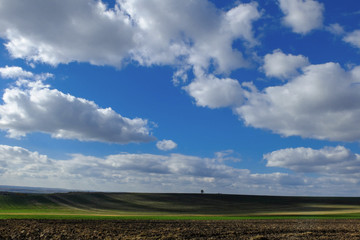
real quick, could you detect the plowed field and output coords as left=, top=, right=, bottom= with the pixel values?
left=0, top=219, right=360, bottom=239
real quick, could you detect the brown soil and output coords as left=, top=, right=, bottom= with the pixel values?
left=0, top=219, right=359, bottom=239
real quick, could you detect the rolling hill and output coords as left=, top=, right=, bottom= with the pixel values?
left=1, top=191, right=360, bottom=218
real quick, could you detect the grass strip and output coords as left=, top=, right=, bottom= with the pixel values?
left=1, top=214, right=360, bottom=220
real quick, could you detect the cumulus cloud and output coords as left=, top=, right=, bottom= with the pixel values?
left=0, top=144, right=297, bottom=194
left=265, top=146, right=360, bottom=174
left=0, top=1, right=263, bottom=117
left=0, top=65, right=34, bottom=79
left=0, top=65, right=53, bottom=81
left=105, top=0, right=260, bottom=73
left=0, top=0, right=260, bottom=74
left=343, top=30, right=360, bottom=49
left=156, top=139, right=177, bottom=151
left=263, top=145, right=360, bottom=195
left=184, top=58, right=360, bottom=143
left=237, top=62, right=360, bottom=141
left=278, top=0, right=324, bottom=34
left=0, top=0, right=134, bottom=66
left=262, top=49, right=310, bottom=79
left=0, top=145, right=55, bottom=179
left=184, top=70, right=244, bottom=109
left=64, top=153, right=303, bottom=194
left=1, top=143, right=360, bottom=195
left=0, top=68, right=154, bottom=143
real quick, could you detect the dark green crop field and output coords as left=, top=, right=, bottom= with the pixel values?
left=1, top=192, right=360, bottom=219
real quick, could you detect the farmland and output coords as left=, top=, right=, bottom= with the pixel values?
left=1, top=192, right=360, bottom=218
left=1, top=219, right=360, bottom=239
left=1, top=192, right=360, bottom=239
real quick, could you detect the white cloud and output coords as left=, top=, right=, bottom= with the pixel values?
left=326, top=23, right=345, bottom=36
left=1, top=144, right=360, bottom=195
left=237, top=62, right=360, bottom=141
left=263, top=145, right=360, bottom=195
left=265, top=146, right=360, bottom=174
left=214, top=150, right=241, bottom=162
left=343, top=30, right=360, bottom=49
left=0, top=70, right=154, bottom=144
left=0, top=1, right=262, bottom=119
left=0, top=0, right=260, bottom=75
left=122, top=0, right=260, bottom=73
left=262, top=49, right=309, bottom=79
left=184, top=70, right=244, bottom=109
left=278, top=0, right=324, bottom=34
left=0, top=144, right=294, bottom=194
left=0, top=0, right=134, bottom=66
left=224, top=2, right=261, bottom=46
left=0, top=65, right=53, bottom=81
left=0, top=65, right=33, bottom=79
left=0, top=145, right=55, bottom=179
left=156, top=139, right=177, bottom=151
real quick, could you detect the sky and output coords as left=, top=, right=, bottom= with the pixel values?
left=0, top=0, right=359, bottom=196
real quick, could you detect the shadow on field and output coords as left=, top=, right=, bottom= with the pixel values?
left=2, top=192, right=360, bottom=216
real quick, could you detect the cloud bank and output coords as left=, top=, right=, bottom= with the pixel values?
left=1, top=144, right=360, bottom=195
left=0, top=144, right=322, bottom=195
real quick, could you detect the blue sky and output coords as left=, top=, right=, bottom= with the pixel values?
left=0, top=0, right=359, bottom=196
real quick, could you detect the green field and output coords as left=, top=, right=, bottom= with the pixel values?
left=1, top=192, right=360, bottom=219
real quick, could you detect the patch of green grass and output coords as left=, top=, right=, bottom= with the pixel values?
left=1, top=214, right=360, bottom=220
